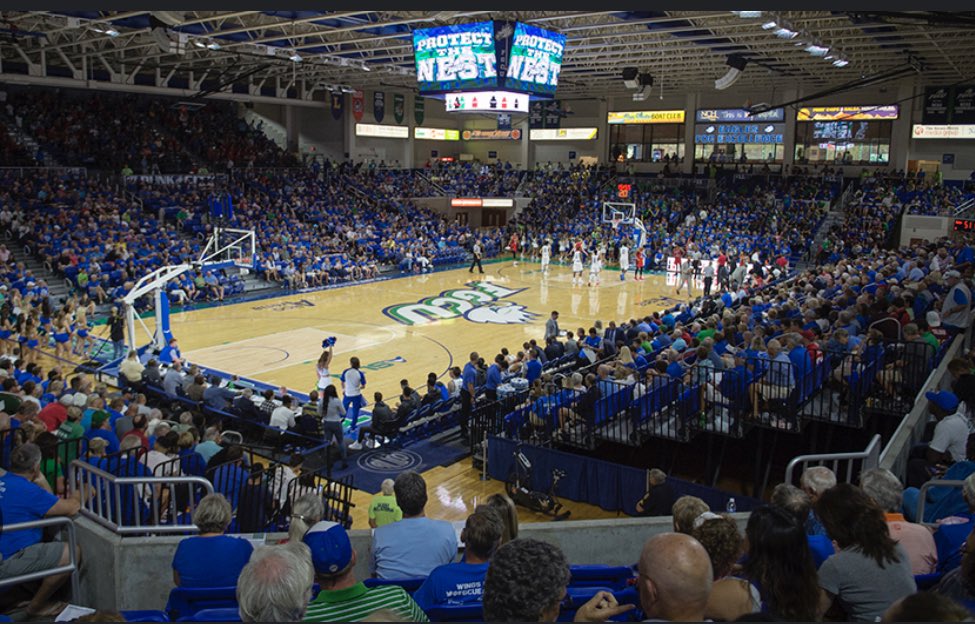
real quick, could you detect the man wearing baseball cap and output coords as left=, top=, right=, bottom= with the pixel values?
left=941, top=271, right=971, bottom=335
left=906, top=391, right=969, bottom=488
left=302, top=521, right=427, bottom=622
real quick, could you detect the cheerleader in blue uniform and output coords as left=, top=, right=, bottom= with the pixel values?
left=24, top=317, right=39, bottom=365
left=73, top=303, right=92, bottom=357
left=52, top=312, right=72, bottom=360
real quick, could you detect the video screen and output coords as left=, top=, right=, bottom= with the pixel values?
left=812, top=121, right=853, bottom=140
left=413, top=21, right=498, bottom=93
left=503, top=22, right=566, bottom=95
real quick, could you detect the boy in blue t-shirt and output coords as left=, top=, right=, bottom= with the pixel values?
left=413, top=507, right=504, bottom=611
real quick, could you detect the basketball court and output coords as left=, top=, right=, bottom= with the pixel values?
left=161, top=260, right=688, bottom=401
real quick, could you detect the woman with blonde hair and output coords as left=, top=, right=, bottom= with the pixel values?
left=485, top=493, right=519, bottom=544
left=288, top=493, right=324, bottom=543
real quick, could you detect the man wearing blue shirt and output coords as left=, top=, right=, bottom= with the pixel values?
left=524, top=350, right=542, bottom=384
left=460, top=352, right=478, bottom=442
left=484, top=355, right=503, bottom=402
left=372, top=471, right=458, bottom=579
left=340, top=357, right=367, bottom=431
left=413, top=507, right=503, bottom=611
left=0, top=443, right=82, bottom=618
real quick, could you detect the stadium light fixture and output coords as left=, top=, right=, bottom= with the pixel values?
left=762, top=20, right=779, bottom=30
left=773, top=27, right=798, bottom=39
left=832, top=58, right=850, bottom=67
left=361, top=63, right=371, bottom=72
left=289, top=52, right=302, bottom=63
left=207, top=42, right=221, bottom=51
left=731, top=11, right=764, bottom=18
left=805, top=44, right=830, bottom=57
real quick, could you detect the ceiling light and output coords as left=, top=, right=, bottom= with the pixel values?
left=773, top=27, right=798, bottom=39
left=206, top=42, right=221, bottom=51
left=731, top=11, right=763, bottom=18
left=105, top=28, right=120, bottom=37
left=289, top=53, right=302, bottom=63
left=193, top=40, right=206, bottom=48
left=832, top=59, right=849, bottom=67
left=361, top=64, right=371, bottom=72
left=805, top=45, right=830, bottom=56
left=762, top=20, right=779, bottom=30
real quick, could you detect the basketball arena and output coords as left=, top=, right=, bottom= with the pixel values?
left=1, top=8, right=974, bottom=623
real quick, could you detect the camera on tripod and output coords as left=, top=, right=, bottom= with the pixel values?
left=322, top=336, right=337, bottom=349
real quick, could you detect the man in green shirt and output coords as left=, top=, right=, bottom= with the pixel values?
left=302, top=520, right=428, bottom=622
left=368, top=478, right=403, bottom=529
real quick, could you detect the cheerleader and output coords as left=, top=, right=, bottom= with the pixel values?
left=23, top=317, right=39, bottom=365
left=53, top=312, right=72, bottom=360
left=0, top=304, right=13, bottom=358
left=73, top=303, right=93, bottom=357
left=316, top=342, right=334, bottom=401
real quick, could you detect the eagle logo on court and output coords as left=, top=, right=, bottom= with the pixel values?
left=383, top=282, right=539, bottom=326
left=464, top=303, right=539, bottom=325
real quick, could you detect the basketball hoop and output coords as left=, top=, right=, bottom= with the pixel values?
left=611, top=218, right=622, bottom=231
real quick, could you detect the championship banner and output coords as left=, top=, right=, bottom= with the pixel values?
left=529, top=101, right=544, bottom=129
left=922, top=87, right=951, bottom=125
left=414, top=97, right=425, bottom=125
left=330, top=91, right=343, bottom=120
left=497, top=113, right=512, bottom=131
left=374, top=91, right=385, bottom=123
left=394, top=93, right=405, bottom=124
left=952, top=86, right=975, bottom=124
left=352, top=91, right=364, bottom=122
left=544, top=100, right=561, bottom=129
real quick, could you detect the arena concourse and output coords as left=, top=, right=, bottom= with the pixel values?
left=2, top=9, right=975, bottom=623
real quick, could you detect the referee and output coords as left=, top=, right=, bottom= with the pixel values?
left=469, top=240, right=484, bottom=274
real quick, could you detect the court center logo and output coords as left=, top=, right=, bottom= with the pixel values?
left=358, top=449, right=423, bottom=473
left=383, top=281, right=539, bottom=326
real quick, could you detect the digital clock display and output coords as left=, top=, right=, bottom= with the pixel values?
left=954, top=219, right=975, bottom=232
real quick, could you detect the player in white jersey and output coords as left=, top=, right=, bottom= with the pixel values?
left=540, top=240, right=552, bottom=273
left=619, top=242, right=630, bottom=281
left=588, top=248, right=603, bottom=287
left=571, top=242, right=586, bottom=286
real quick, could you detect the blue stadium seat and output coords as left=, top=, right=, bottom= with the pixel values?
left=177, top=608, right=241, bottom=622
left=424, top=603, right=484, bottom=622
left=120, top=610, right=169, bottom=622
left=166, top=586, right=238, bottom=621
left=568, top=564, right=635, bottom=590
left=363, top=577, right=425, bottom=594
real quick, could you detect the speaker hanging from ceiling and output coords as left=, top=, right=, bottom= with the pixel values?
left=715, top=54, right=749, bottom=90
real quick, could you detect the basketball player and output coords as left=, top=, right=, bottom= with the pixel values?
left=540, top=239, right=552, bottom=273
left=634, top=247, right=645, bottom=281
left=469, top=240, right=484, bottom=274
left=508, top=232, right=519, bottom=266
left=676, top=259, right=693, bottom=297
left=618, top=240, right=630, bottom=281
left=571, top=241, right=586, bottom=286
left=588, top=246, right=603, bottom=287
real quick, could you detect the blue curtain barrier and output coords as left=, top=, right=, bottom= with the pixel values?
left=487, top=436, right=762, bottom=516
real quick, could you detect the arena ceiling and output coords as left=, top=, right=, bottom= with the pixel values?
left=2, top=11, right=975, bottom=100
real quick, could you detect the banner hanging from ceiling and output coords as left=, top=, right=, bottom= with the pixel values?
left=373, top=91, right=385, bottom=123
left=330, top=91, right=343, bottom=120
left=352, top=91, right=364, bottom=122
left=414, top=97, right=425, bottom=125
left=393, top=94, right=405, bottom=124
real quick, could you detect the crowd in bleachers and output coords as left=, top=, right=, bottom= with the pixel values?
left=426, top=161, right=525, bottom=197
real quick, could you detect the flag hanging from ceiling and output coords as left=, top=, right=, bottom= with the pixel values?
left=394, top=93, right=405, bottom=124
left=373, top=91, right=385, bottom=123
left=330, top=91, right=343, bottom=120
left=414, top=96, right=425, bottom=125
left=352, top=91, right=364, bottom=122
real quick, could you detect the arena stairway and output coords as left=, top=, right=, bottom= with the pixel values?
left=4, top=236, right=72, bottom=303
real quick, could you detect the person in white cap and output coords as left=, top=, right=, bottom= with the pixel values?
left=941, top=271, right=971, bottom=334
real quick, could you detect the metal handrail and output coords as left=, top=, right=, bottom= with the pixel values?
left=917, top=479, right=967, bottom=527
left=784, top=434, right=882, bottom=486
left=0, top=516, right=80, bottom=600
left=69, top=459, right=214, bottom=535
